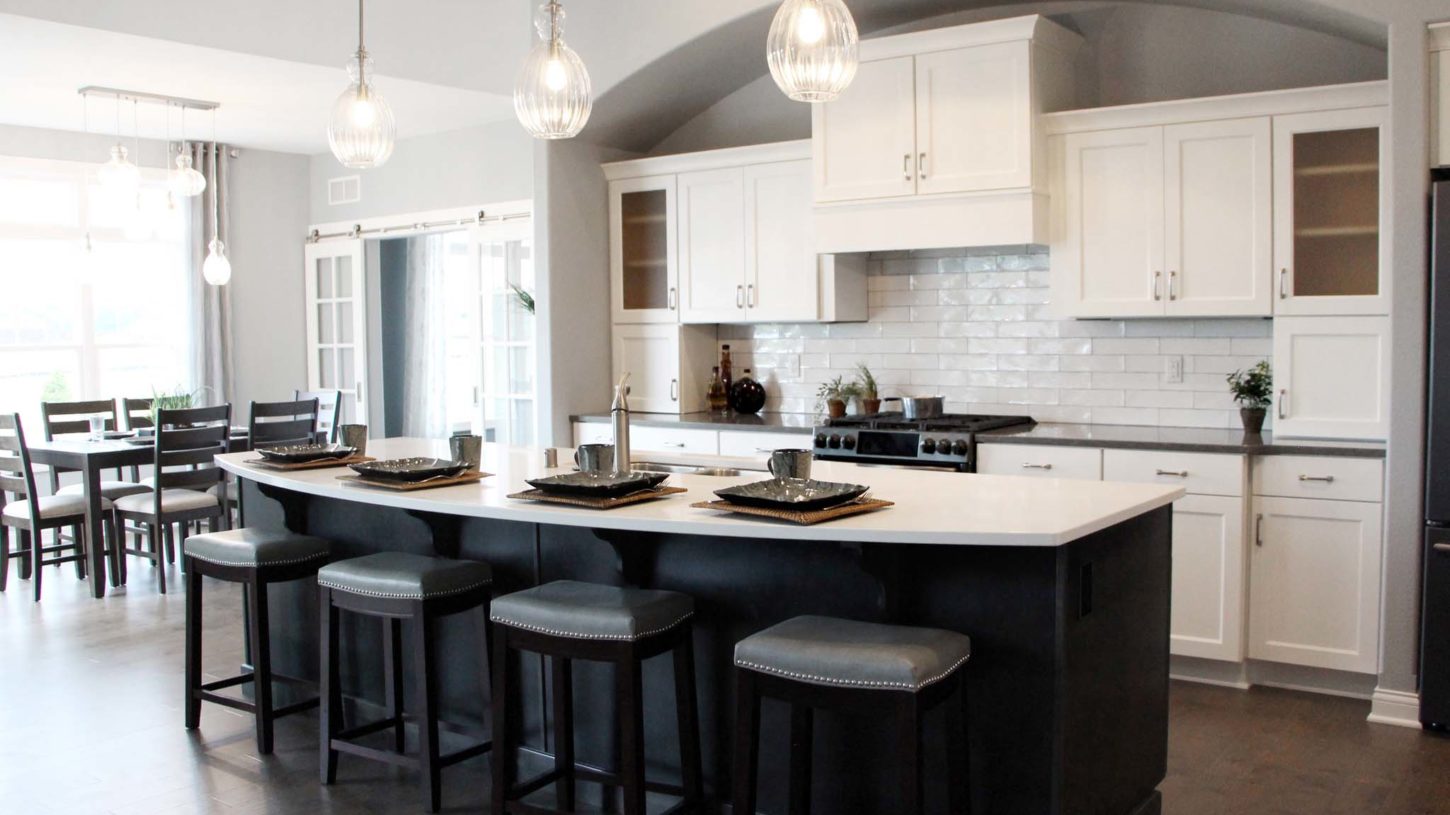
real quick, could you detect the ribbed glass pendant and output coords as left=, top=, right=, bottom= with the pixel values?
left=329, top=0, right=395, bottom=168
left=203, top=237, right=231, bottom=286
left=168, top=152, right=207, bottom=198
left=514, top=1, right=592, bottom=140
left=766, top=0, right=860, bottom=103
left=97, top=143, right=140, bottom=192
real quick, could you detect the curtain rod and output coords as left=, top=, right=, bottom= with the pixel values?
left=306, top=210, right=529, bottom=242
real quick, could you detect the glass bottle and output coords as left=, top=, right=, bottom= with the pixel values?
left=706, top=367, right=729, bottom=413
left=719, top=345, right=734, bottom=399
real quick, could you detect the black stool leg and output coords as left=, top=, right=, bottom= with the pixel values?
left=897, top=694, right=923, bottom=815
left=184, top=563, right=203, bottom=729
left=249, top=578, right=275, bottom=755
left=617, top=652, right=646, bottom=815
left=412, top=611, right=442, bottom=813
left=732, top=669, right=761, bottom=815
left=320, top=588, right=341, bottom=785
left=946, top=676, right=971, bottom=815
left=672, top=631, right=703, bottom=808
left=491, top=629, right=514, bottom=815
left=384, top=617, right=406, bottom=753
left=552, top=656, right=575, bottom=811
left=788, top=704, right=814, bottom=815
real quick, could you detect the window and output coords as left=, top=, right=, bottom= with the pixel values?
left=0, top=155, right=192, bottom=430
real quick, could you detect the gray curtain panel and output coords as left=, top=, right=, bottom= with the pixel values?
left=188, top=142, right=235, bottom=405
left=400, top=233, right=449, bottom=438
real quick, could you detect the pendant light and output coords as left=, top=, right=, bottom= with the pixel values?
left=202, top=111, right=231, bottom=286
left=328, top=0, right=395, bottom=168
left=168, top=106, right=207, bottom=198
left=766, top=0, right=860, bottom=103
left=513, top=1, right=592, bottom=139
left=96, top=95, right=140, bottom=192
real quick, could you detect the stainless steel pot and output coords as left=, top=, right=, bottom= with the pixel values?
left=881, top=395, right=945, bottom=419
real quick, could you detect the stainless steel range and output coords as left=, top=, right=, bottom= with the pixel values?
left=812, top=412, right=1035, bottom=472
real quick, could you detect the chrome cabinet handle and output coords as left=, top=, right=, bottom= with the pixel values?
left=1153, top=271, right=1162, bottom=301
left=1298, top=474, right=1336, bottom=483
left=1022, top=463, right=1053, bottom=470
left=747, top=283, right=756, bottom=307
left=663, top=441, right=686, bottom=448
left=1168, top=271, right=1178, bottom=301
left=1155, top=469, right=1189, bottom=478
left=668, top=286, right=677, bottom=310
left=903, top=154, right=913, bottom=180
left=736, top=285, right=745, bottom=308
left=1434, top=543, right=1450, bottom=554
left=918, top=152, right=928, bottom=179
left=1279, top=268, right=1289, bottom=299
left=1255, top=514, right=1264, bottom=547
left=670, top=379, right=679, bottom=401
left=1277, top=389, right=1287, bottom=420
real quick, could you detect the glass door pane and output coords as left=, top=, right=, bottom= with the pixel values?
left=1291, top=127, right=1379, bottom=298
left=621, top=189, right=669, bottom=311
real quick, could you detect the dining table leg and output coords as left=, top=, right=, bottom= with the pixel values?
left=83, top=462, right=106, bottom=598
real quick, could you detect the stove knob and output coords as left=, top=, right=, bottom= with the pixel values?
left=814, top=433, right=828, bottom=448
left=921, top=438, right=937, bottom=454
left=951, top=439, right=970, bottom=456
left=842, top=435, right=857, bottom=450
left=828, top=434, right=842, bottom=449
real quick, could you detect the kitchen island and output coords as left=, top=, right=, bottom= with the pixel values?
left=219, top=438, right=1182, bottom=815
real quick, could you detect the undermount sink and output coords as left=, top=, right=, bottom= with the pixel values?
left=632, top=461, right=744, bottom=477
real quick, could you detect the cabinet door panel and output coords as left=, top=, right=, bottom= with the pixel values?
left=611, top=325, right=680, bottom=413
left=813, top=56, right=917, bottom=203
left=1249, top=496, right=1382, bottom=673
left=1273, top=316, right=1389, bottom=440
left=744, top=160, right=817, bottom=323
left=1164, top=118, right=1272, bottom=316
left=678, top=168, right=747, bottom=324
left=1053, top=127, right=1165, bottom=317
left=610, top=176, right=678, bottom=324
left=1171, top=495, right=1246, bottom=661
left=915, top=42, right=1032, bottom=195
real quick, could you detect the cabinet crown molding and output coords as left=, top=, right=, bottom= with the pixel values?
left=859, top=14, right=1082, bottom=62
left=1431, top=22, right=1450, bottom=51
left=1045, top=81, right=1387, bottom=135
left=603, top=140, right=810, bottom=181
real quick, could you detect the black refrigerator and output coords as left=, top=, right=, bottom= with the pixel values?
left=1424, top=176, right=1450, bottom=728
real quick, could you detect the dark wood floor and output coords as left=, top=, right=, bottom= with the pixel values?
left=5, top=565, right=1450, bottom=814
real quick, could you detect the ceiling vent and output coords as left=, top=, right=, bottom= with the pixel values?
left=328, top=175, right=361, bottom=206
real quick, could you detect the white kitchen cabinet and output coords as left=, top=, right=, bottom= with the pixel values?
left=611, top=324, right=716, bottom=414
left=572, top=421, right=614, bottom=447
left=976, top=444, right=1102, bottom=480
left=744, top=161, right=819, bottom=323
left=1172, top=494, right=1248, bottom=662
left=1434, top=25, right=1450, bottom=167
left=717, top=429, right=815, bottom=463
left=678, top=168, right=747, bottom=323
left=1271, top=107, right=1389, bottom=316
left=914, top=41, right=1033, bottom=195
left=630, top=426, right=721, bottom=457
left=813, top=55, right=918, bottom=203
left=609, top=175, right=678, bottom=324
left=1272, top=316, right=1389, bottom=440
left=1249, top=495, right=1383, bottom=674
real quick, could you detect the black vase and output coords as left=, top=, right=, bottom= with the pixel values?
left=1240, top=407, right=1267, bottom=434
left=729, top=375, right=766, bottom=415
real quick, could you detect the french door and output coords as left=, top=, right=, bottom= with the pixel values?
left=303, top=239, right=368, bottom=425
left=468, top=218, right=537, bottom=446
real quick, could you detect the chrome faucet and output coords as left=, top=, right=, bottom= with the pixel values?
left=611, top=373, right=631, bottom=474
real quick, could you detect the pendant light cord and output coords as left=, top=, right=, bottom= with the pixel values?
left=210, top=108, right=220, bottom=246
left=357, top=0, right=367, bottom=85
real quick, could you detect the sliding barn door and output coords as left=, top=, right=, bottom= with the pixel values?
left=304, top=239, right=369, bottom=424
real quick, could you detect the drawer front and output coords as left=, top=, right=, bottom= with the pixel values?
left=718, top=430, right=815, bottom=461
left=630, top=426, right=720, bottom=456
left=1103, top=449, right=1245, bottom=497
left=572, top=422, right=614, bottom=446
left=1252, top=455, right=1383, bottom=502
left=976, top=444, right=1102, bottom=480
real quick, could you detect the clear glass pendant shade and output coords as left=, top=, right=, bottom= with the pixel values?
left=513, top=2, right=592, bottom=139
left=202, top=237, right=232, bottom=286
left=97, top=143, right=141, bottom=191
left=766, top=0, right=859, bottom=103
left=167, top=152, right=207, bottom=198
left=328, top=54, right=395, bottom=168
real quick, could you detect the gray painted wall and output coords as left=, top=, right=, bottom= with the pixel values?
left=307, top=120, right=534, bottom=224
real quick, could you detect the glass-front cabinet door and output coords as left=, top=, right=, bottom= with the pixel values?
left=1272, top=107, right=1389, bottom=316
left=304, top=239, right=368, bottom=424
left=609, top=174, right=678, bottom=324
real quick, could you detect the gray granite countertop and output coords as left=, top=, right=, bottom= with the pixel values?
left=573, top=412, right=1385, bottom=458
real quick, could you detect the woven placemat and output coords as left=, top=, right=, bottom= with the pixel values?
left=336, top=471, right=491, bottom=491
left=508, top=486, right=687, bottom=509
left=245, top=455, right=374, bottom=471
left=690, top=497, right=894, bottom=525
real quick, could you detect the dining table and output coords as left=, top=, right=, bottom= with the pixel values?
left=27, top=428, right=250, bottom=598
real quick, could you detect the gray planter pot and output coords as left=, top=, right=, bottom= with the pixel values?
left=1240, top=407, right=1267, bottom=434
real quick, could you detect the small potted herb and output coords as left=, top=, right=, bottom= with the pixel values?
left=856, top=363, right=880, bottom=414
left=816, top=375, right=848, bottom=420
left=1226, top=361, right=1272, bottom=434
left=837, top=380, right=864, bottom=415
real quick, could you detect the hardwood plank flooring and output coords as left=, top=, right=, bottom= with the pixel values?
left=5, top=565, right=1450, bottom=814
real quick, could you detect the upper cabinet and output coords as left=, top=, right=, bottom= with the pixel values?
left=1431, top=24, right=1449, bottom=168
left=1271, top=108, right=1389, bottom=316
left=609, top=175, right=677, bottom=324
left=811, top=16, right=1082, bottom=253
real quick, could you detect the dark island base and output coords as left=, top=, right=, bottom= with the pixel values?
left=241, top=480, right=1170, bottom=815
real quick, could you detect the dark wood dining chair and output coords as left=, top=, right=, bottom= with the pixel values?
left=122, top=398, right=154, bottom=432
left=294, top=390, right=341, bottom=443
left=40, top=399, right=148, bottom=500
left=215, top=399, right=321, bottom=527
left=113, top=405, right=232, bottom=594
left=0, top=414, right=116, bottom=601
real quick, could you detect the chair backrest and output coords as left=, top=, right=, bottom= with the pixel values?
left=40, top=399, right=119, bottom=440
left=295, top=389, right=341, bottom=443
left=250, top=399, right=321, bottom=449
left=0, top=414, right=40, bottom=526
left=150, top=404, right=232, bottom=496
left=122, top=398, right=154, bottom=430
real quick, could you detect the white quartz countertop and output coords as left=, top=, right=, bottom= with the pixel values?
left=218, top=438, right=1183, bottom=548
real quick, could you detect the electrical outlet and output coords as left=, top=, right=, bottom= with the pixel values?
left=1164, top=355, right=1184, bottom=384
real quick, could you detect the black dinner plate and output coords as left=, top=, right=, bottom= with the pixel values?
left=91, top=430, right=135, bottom=440
left=349, top=458, right=470, bottom=483
left=255, top=443, right=356, bottom=463
left=714, top=478, right=869, bottom=512
left=525, top=471, right=669, bottom=498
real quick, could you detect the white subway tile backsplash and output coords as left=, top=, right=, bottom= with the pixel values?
left=718, top=249, right=1271, bottom=428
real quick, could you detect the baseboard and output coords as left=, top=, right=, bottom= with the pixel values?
left=1367, top=687, right=1422, bottom=729
left=1170, top=655, right=1251, bottom=689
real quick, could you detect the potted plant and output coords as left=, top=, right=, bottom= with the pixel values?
left=838, top=380, right=865, bottom=415
left=856, top=363, right=880, bottom=414
left=1226, top=361, right=1272, bottom=434
left=816, top=375, right=848, bottom=420
left=149, top=385, right=200, bottom=429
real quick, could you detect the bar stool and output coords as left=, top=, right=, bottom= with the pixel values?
left=318, top=552, right=494, bottom=813
left=732, top=615, right=973, bottom=815
left=489, top=579, right=703, bottom=815
left=183, top=527, right=332, bottom=754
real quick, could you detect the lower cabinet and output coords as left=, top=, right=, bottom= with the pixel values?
left=1170, top=494, right=1247, bottom=661
left=611, top=323, right=717, bottom=414
left=1272, top=316, right=1390, bottom=440
left=1248, top=495, right=1383, bottom=674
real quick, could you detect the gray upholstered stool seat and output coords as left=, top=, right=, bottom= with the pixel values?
left=1, top=494, right=112, bottom=521
left=184, top=528, right=331, bottom=569
left=490, top=579, right=694, bottom=641
left=317, top=551, right=492, bottom=601
left=734, top=615, right=972, bottom=691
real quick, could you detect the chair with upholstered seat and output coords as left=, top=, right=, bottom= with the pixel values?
left=41, top=399, right=150, bottom=501
left=732, top=615, right=973, bottom=815
left=294, top=389, right=341, bottom=444
left=209, top=399, right=322, bottom=526
left=113, top=404, right=231, bottom=594
left=489, top=579, right=703, bottom=815
left=0, top=414, right=116, bottom=601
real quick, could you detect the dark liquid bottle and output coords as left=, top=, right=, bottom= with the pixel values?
left=719, top=345, right=734, bottom=404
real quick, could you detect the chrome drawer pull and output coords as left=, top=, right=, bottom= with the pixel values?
left=1298, top=474, right=1335, bottom=483
left=662, top=442, right=686, bottom=448
left=1435, top=543, right=1450, bottom=554
left=1155, top=469, right=1189, bottom=478
left=1022, top=463, right=1053, bottom=470
left=1255, top=514, right=1264, bottom=547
